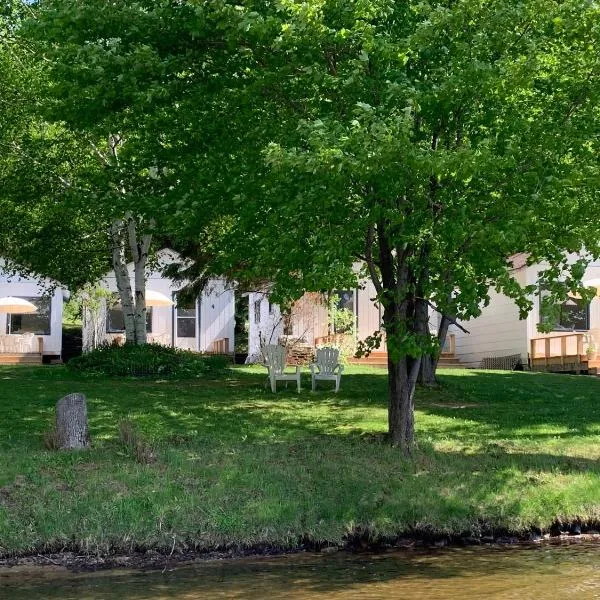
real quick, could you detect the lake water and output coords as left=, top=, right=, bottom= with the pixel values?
left=1, top=542, right=599, bottom=599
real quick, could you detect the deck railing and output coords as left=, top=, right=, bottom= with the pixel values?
left=0, top=335, right=44, bottom=355
left=530, top=333, right=586, bottom=367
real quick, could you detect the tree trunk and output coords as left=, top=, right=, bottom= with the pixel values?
left=387, top=355, right=421, bottom=453
left=127, top=215, right=153, bottom=345
left=110, top=219, right=137, bottom=343
left=419, top=354, right=436, bottom=385
left=419, top=313, right=451, bottom=385
left=56, top=393, right=90, bottom=450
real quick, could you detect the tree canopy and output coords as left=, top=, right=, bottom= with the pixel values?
left=3, top=0, right=599, bottom=450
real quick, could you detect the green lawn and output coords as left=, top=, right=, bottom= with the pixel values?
left=0, top=365, right=599, bottom=556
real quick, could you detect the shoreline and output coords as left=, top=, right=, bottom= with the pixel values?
left=1, top=526, right=599, bottom=575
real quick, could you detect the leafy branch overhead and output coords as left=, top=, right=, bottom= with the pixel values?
left=1, top=0, right=598, bottom=451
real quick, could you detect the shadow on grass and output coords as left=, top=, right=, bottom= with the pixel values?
left=427, top=370, right=600, bottom=440
left=1, top=366, right=600, bottom=450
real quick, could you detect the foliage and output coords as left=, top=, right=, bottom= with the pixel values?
left=67, top=343, right=230, bottom=378
left=0, top=365, right=599, bottom=556
left=207, top=0, right=600, bottom=449
left=328, top=294, right=356, bottom=336
left=7, top=0, right=600, bottom=449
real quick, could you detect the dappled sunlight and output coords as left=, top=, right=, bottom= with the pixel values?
left=0, top=365, right=599, bottom=553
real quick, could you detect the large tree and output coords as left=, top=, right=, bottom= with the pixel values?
left=213, top=0, right=600, bottom=451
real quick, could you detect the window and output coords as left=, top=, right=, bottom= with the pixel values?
left=331, top=290, right=357, bottom=334
left=176, top=298, right=196, bottom=338
left=7, top=297, right=51, bottom=335
left=540, top=293, right=589, bottom=331
left=106, top=305, right=152, bottom=333
left=254, top=300, right=261, bottom=324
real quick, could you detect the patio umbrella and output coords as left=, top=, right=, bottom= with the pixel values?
left=145, top=290, right=174, bottom=307
left=0, top=297, right=38, bottom=314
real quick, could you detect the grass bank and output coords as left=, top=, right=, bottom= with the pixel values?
left=0, top=365, right=599, bottom=557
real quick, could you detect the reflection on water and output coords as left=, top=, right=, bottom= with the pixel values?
left=1, top=543, right=599, bottom=599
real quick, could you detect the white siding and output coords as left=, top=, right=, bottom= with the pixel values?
left=0, top=265, right=64, bottom=356
left=83, top=249, right=235, bottom=353
left=453, top=275, right=528, bottom=368
left=357, top=280, right=382, bottom=343
left=199, top=280, right=235, bottom=352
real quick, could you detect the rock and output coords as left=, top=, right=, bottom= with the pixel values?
left=569, top=524, right=582, bottom=536
left=56, top=393, right=90, bottom=450
left=321, top=546, right=339, bottom=554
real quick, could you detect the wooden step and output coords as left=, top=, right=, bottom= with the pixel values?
left=0, top=353, right=43, bottom=365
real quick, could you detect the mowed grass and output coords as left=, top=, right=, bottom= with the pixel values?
left=0, top=365, right=599, bottom=556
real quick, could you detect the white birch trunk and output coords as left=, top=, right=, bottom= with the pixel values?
left=127, top=215, right=153, bottom=345
left=110, top=219, right=137, bottom=344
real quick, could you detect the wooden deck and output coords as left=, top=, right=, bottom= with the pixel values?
left=0, top=336, right=45, bottom=365
left=0, top=353, right=43, bottom=365
left=348, top=335, right=463, bottom=368
left=529, top=333, right=599, bottom=373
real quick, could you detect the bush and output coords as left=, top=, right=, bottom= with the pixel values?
left=67, top=343, right=230, bottom=378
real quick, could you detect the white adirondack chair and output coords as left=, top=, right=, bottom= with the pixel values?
left=310, top=347, right=344, bottom=392
left=262, top=344, right=301, bottom=393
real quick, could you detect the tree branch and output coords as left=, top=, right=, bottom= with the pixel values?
left=418, top=297, right=470, bottom=334
left=365, top=224, right=383, bottom=296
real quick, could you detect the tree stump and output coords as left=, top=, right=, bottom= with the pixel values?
left=56, top=393, right=90, bottom=450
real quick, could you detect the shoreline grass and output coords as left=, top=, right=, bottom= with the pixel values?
left=0, top=365, right=599, bottom=557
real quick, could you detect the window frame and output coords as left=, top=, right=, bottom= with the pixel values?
left=253, top=300, right=261, bottom=324
left=6, top=296, right=52, bottom=336
left=539, top=291, right=590, bottom=332
left=331, top=289, right=358, bottom=334
left=175, top=295, right=197, bottom=339
left=106, top=303, right=153, bottom=334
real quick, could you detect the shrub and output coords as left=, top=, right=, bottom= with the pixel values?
left=67, top=343, right=230, bottom=378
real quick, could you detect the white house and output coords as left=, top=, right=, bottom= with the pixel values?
left=0, top=260, right=66, bottom=363
left=247, top=274, right=404, bottom=364
left=82, top=249, right=235, bottom=354
left=247, top=279, right=449, bottom=365
left=451, top=253, right=600, bottom=371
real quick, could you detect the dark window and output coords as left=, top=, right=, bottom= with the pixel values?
left=7, top=297, right=51, bottom=335
left=254, top=300, right=261, bottom=324
left=176, top=298, right=196, bottom=338
left=540, top=294, right=589, bottom=331
left=107, top=305, right=152, bottom=333
left=335, top=290, right=355, bottom=313
left=332, top=290, right=357, bottom=334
